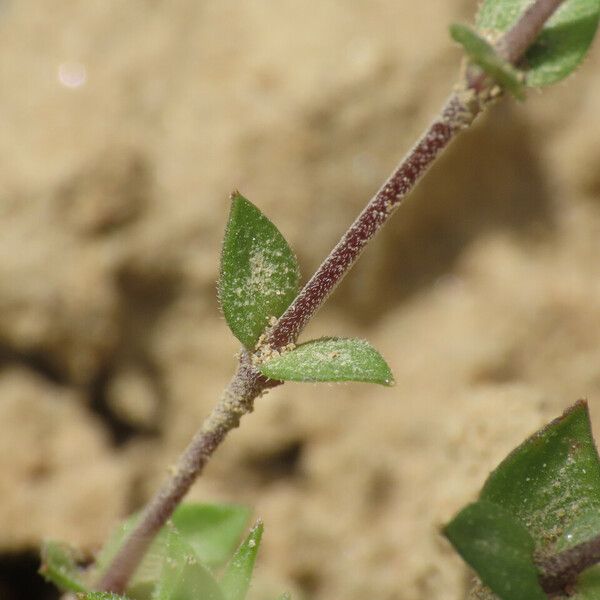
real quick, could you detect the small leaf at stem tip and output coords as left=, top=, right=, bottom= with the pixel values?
left=476, top=0, right=600, bottom=87
left=257, top=337, right=394, bottom=386
left=444, top=500, right=547, bottom=600
left=450, top=23, right=526, bottom=99
left=39, top=540, right=89, bottom=593
left=218, top=192, right=300, bottom=349
left=220, top=522, right=264, bottom=600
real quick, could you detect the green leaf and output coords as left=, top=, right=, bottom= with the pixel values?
left=94, top=503, right=250, bottom=595
left=553, top=511, right=600, bottom=598
left=573, top=568, right=600, bottom=600
left=171, top=503, right=250, bottom=568
left=476, top=0, right=600, bottom=86
left=444, top=500, right=546, bottom=600
left=556, top=510, right=600, bottom=552
left=39, top=540, right=88, bottom=593
left=220, top=522, right=263, bottom=600
left=219, top=192, right=300, bottom=349
left=257, top=337, right=394, bottom=386
left=152, top=529, right=224, bottom=600
left=450, top=23, right=526, bottom=99
left=480, top=401, right=600, bottom=550
left=93, top=513, right=146, bottom=590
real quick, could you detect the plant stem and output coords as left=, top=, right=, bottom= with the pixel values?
left=97, top=0, right=567, bottom=593
left=498, top=0, right=565, bottom=63
left=538, top=534, right=600, bottom=595
left=266, top=93, right=478, bottom=349
left=96, top=355, right=278, bottom=593
left=267, top=0, right=565, bottom=350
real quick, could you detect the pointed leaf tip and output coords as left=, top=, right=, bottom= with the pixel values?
left=454, top=401, right=600, bottom=599
left=39, top=541, right=88, bottom=593
left=258, top=337, right=394, bottom=386
left=219, top=193, right=300, bottom=349
left=480, top=400, right=600, bottom=545
left=220, top=522, right=264, bottom=600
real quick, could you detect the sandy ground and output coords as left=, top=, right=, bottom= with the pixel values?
left=1, top=1, right=600, bottom=598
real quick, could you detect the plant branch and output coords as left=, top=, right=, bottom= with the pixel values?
left=538, top=534, right=600, bottom=595
left=267, top=0, right=566, bottom=350
left=96, top=355, right=279, bottom=593
left=266, top=93, right=477, bottom=349
left=96, top=0, right=567, bottom=594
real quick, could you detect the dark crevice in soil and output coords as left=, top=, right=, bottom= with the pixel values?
left=84, top=262, right=181, bottom=447
left=292, top=568, right=322, bottom=597
left=0, top=551, right=59, bottom=600
left=0, top=346, right=69, bottom=386
left=88, top=363, right=151, bottom=447
left=244, top=440, right=304, bottom=483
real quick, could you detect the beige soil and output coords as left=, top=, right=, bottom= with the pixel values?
left=1, top=1, right=600, bottom=598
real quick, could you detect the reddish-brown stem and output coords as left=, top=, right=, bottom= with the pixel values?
left=268, top=0, right=566, bottom=351
left=96, top=357, right=279, bottom=593
left=96, top=0, right=567, bottom=594
left=539, top=533, right=600, bottom=595
left=267, top=94, right=476, bottom=349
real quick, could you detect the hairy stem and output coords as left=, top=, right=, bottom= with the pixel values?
left=538, top=534, right=600, bottom=595
left=267, top=93, right=478, bottom=350
left=96, top=356, right=277, bottom=593
left=97, top=0, right=567, bottom=593
left=267, top=0, right=565, bottom=350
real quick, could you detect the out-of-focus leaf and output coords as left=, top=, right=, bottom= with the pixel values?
left=220, top=522, right=263, bottom=600
left=95, top=503, right=249, bottom=595
left=450, top=23, right=526, bottom=99
left=476, top=0, right=600, bottom=86
left=39, top=540, right=88, bottom=593
left=444, top=500, right=546, bottom=600
left=152, top=530, right=224, bottom=600
left=258, top=337, right=394, bottom=386
left=171, top=503, right=250, bottom=568
left=219, top=192, right=300, bottom=349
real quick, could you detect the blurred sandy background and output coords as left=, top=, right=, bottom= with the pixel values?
left=0, top=1, right=599, bottom=598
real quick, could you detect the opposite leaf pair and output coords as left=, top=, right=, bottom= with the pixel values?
left=219, top=193, right=394, bottom=387
left=451, top=0, right=600, bottom=100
